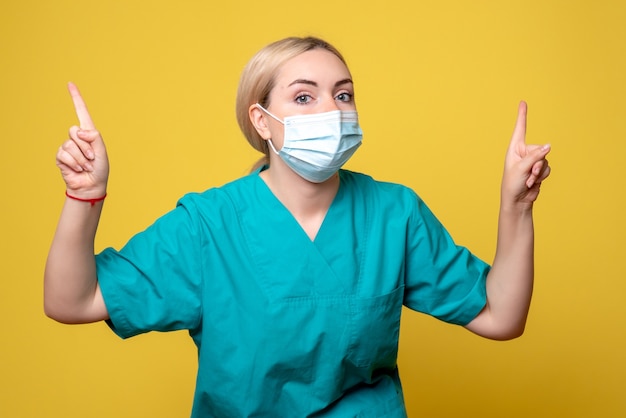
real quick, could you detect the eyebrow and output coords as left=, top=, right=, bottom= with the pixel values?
left=287, top=78, right=353, bottom=88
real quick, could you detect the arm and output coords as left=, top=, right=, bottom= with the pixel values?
left=44, top=83, right=110, bottom=324
left=465, top=102, right=551, bottom=340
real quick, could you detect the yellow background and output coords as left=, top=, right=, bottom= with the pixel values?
left=1, top=0, right=624, bottom=416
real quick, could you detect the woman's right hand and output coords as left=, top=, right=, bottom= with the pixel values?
left=56, top=83, right=109, bottom=198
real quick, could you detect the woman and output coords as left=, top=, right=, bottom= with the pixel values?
left=45, top=36, right=551, bottom=417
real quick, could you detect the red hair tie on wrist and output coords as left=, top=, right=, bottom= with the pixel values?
left=65, top=191, right=107, bottom=206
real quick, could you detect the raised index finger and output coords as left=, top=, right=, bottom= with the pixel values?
left=510, top=100, right=528, bottom=148
left=68, top=82, right=96, bottom=130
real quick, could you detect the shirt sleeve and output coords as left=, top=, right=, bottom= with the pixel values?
left=96, top=196, right=204, bottom=339
left=403, top=191, right=489, bottom=325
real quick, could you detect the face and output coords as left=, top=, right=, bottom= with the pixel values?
left=250, top=48, right=356, bottom=150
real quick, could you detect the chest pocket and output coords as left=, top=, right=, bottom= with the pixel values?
left=347, top=285, right=404, bottom=369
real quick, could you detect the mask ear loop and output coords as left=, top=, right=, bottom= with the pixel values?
left=266, top=138, right=280, bottom=155
left=255, top=103, right=284, bottom=124
left=255, top=103, right=283, bottom=154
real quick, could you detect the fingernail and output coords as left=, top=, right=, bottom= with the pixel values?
left=84, top=162, right=94, bottom=171
left=86, top=150, right=94, bottom=159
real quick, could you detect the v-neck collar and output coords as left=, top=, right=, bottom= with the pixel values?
left=235, top=170, right=356, bottom=300
left=253, top=168, right=345, bottom=245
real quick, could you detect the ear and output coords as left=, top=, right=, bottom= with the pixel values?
left=249, top=104, right=271, bottom=140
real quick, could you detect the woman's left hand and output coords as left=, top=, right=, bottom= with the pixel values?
left=465, top=101, right=552, bottom=340
left=501, top=101, right=551, bottom=208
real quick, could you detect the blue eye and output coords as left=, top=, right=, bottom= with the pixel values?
left=336, top=92, right=353, bottom=102
left=295, top=94, right=312, bottom=104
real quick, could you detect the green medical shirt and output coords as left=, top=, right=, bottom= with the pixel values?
left=96, top=169, right=489, bottom=417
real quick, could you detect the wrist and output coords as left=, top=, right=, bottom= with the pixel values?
left=65, top=190, right=107, bottom=206
left=500, top=195, right=534, bottom=214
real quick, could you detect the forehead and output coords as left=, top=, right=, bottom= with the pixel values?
left=275, top=48, right=351, bottom=86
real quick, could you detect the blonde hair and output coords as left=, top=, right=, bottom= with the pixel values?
left=235, top=36, right=347, bottom=170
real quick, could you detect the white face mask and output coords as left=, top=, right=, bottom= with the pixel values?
left=256, top=104, right=363, bottom=183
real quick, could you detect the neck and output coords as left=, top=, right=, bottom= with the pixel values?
left=260, top=159, right=339, bottom=240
